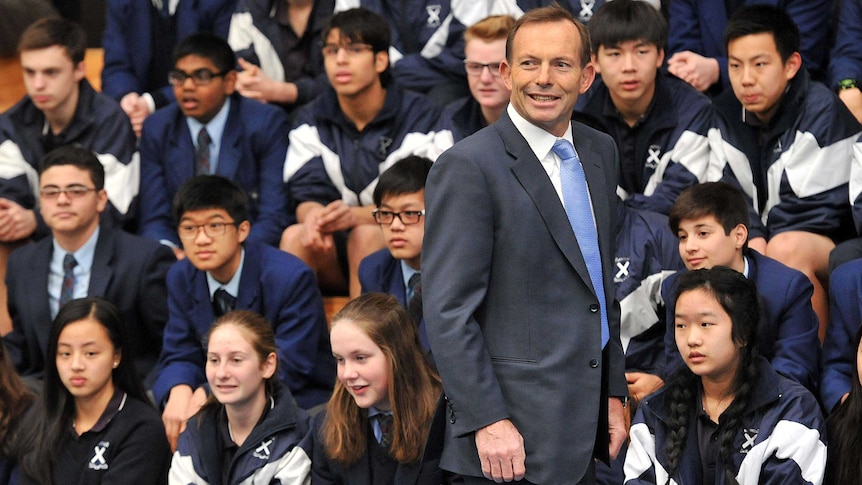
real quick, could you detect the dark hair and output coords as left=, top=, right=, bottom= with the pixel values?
left=323, top=293, right=441, bottom=465
left=0, top=341, right=33, bottom=457
left=173, top=32, right=236, bottom=73
left=172, top=174, right=249, bottom=225
left=588, top=0, right=666, bottom=53
left=39, top=145, right=105, bottom=190
left=723, top=4, right=800, bottom=63
left=17, top=16, right=85, bottom=64
left=826, top=324, right=862, bottom=483
left=668, top=182, right=749, bottom=239
left=664, top=267, right=762, bottom=483
left=16, top=297, right=148, bottom=483
left=322, top=8, right=392, bottom=86
left=506, top=3, right=591, bottom=68
left=373, top=156, right=433, bottom=207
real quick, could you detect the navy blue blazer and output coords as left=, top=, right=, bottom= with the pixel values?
left=3, top=226, right=174, bottom=381
left=153, top=242, right=334, bottom=409
left=139, top=94, right=289, bottom=247
left=358, top=249, right=429, bottom=351
left=822, top=257, right=862, bottom=411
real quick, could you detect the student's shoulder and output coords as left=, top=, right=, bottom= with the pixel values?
left=747, top=250, right=811, bottom=291
left=232, top=94, right=288, bottom=127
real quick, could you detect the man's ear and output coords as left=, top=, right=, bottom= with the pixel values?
left=784, top=52, right=802, bottom=81
left=733, top=223, right=749, bottom=250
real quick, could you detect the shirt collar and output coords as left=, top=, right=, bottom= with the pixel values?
left=507, top=104, right=575, bottom=161
left=186, top=96, right=231, bottom=151
left=400, top=260, right=419, bottom=291
left=52, top=226, right=100, bottom=271
left=73, top=390, right=127, bottom=436
left=207, top=248, right=245, bottom=299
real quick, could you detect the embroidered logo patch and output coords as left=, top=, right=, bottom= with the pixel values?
left=740, top=428, right=758, bottom=454
left=614, top=257, right=631, bottom=283
left=426, top=5, right=442, bottom=28
left=579, top=0, right=596, bottom=22
left=253, top=438, right=274, bottom=460
left=646, top=145, right=662, bottom=169
left=89, top=441, right=110, bottom=470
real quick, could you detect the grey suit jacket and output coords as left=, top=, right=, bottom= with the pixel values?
left=423, top=112, right=627, bottom=484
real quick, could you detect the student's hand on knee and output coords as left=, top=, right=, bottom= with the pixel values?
left=475, top=419, right=526, bottom=482
left=0, top=199, right=36, bottom=242
left=318, top=200, right=356, bottom=233
left=162, top=385, right=193, bottom=451
left=187, top=386, right=208, bottom=417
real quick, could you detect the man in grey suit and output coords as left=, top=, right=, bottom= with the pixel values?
left=423, top=5, right=627, bottom=484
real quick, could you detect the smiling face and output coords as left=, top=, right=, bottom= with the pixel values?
left=501, top=19, right=594, bottom=137
left=56, top=317, right=119, bottom=404
left=727, top=32, right=801, bottom=124
left=173, top=54, right=236, bottom=124
left=39, top=164, right=107, bottom=241
left=465, top=37, right=511, bottom=118
left=592, top=40, right=663, bottom=113
left=330, top=318, right=391, bottom=411
left=21, top=45, right=84, bottom=118
left=179, top=208, right=249, bottom=283
left=378, top=190, right=425, bottom=269
left=675, top=288, right=742, bottom=386
left=206, top=323, right=276, bottom=410
left=676, top=215, right=746, bottom=273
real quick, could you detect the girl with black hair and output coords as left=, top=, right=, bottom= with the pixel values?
left=14, top=297, right=171, bottom=484
left=624, top=267, right=826, bottom=484
left=826, top=324, right=862, bottom=483
left=0, top=340, right=33, bottom=484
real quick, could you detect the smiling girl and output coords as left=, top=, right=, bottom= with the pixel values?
left=624, top=267, right=826, bottom=485
left=168, top=310, right=312, bottom=484
left=313, top=293, right=449, bottom=484
left=15, top=297, right=171, bottom=484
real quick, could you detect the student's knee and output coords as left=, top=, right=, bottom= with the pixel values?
left=280, top=224, right=305, bottom=251
left=767, top=231, right=833, bottom=272
left=347, top=224, right=385, bottom=255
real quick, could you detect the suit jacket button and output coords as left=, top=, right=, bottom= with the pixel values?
left=590, top=359, right=599, bottom=368
left=589, top=304, right=599, bottom=313
left=449, top=415, right=456, bottom=424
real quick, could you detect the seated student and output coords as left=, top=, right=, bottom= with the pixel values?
left=825, top=325, right=862, bottom=483
left=281, top=7, right=452, bottom=298
left=14, top=297, right=172, bottom=485
left=227, top=0, right=335, bottom=112
left=710, top=5, right=861, bottom=333
left=0, top=341, right=33, bottom=484
left=310, top=293, right=449, bottom=484
left=140, top=33, right=289, bottom=255
left=102, top=0, right=237, bottom=137
left=155, top=175, right=333, bottom=451
left=358, top=156, right=432, bottom=351
left=491, top=0, right=664, bottom=24
left=821, top=257, right=862, bottom=412
left=168, top=310, right=312, bottom=484
left=579, top=0, right=711, bottom=215
left=0, top=18, right=138, bottom=332
left=625, top=267, right=826, bottom=484
left=441, top=15, right=513, bottom=142
left=660, top=182, right=820, bottom=392
left=4, top=146, right=174, bottom=385
left=666, top=0, right=830, bottom=94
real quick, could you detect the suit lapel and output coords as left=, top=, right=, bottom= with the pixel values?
left=191, top=270, right=215, bottom=334
left=216, top=98, right=241, bottom=178
left=384, top=256, right=407, bottom=306
left=169, top=109, right=196, bottom=184
left=28, top=240, right=53, bottom=353
left=235, top=245, right=261, bottom=310
left=89, top=228, right=113, bottom=296
left=500, top=115, right=596, bottom=293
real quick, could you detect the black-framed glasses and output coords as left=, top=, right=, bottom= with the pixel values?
left=321, top=43, right=374, bottom=58
left=464, top=61, right=502, bottom=77
left=373, top=210, right=425, bottom=225
left=177, top=221, right=238, bottom=240
left=39, top=185, right=97, bottom=199
left=168, top=68, right=229, bottom=86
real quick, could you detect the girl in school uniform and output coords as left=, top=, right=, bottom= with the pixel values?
left=313, top=293, right=450, bottom=485
left=14, top=297, right=171, bottom=484
left=168, top=310, right=313, bottom=484
left=624, top=267, right=826, bottom=485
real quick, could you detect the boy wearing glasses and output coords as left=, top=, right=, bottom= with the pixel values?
left=358, top=156, right=432, bottom=351
left=442, top=15, right=514, bottom=143
left=154, top=175, right=333, bottom=451
left=4, top=146, right=174, bottom=389
left=577, top=0, right=712, bottom=215
left=281, top=8, right=452, bottom=299
left=139, top=32, right=289, bottom=257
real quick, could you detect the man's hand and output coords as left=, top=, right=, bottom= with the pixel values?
left=236, top=58, right=299, bottom=104
left=120, top=92, right=151, bottom=138
left=626, top=372, right=664, bottom=403
left=475, top=419, right=526, bottom=483
left=0, top=198, right=37, bottom=242
left=162, top=385, right=194, bottom=452
left=608, top=397, right=628, bottom=460
left=667, top=51, right=720, bottom=92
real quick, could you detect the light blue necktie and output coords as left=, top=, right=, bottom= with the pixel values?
left=552, top=139, right=609, bottom=349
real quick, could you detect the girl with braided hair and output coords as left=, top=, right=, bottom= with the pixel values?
left=623, top=267, right=826, bottom=484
